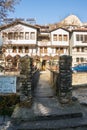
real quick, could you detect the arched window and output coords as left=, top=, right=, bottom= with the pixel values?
left=25, top=47, right=29, bottom=53
left=12, top=46, right=17, bottom=53
left=18, top=46, right=23, bottom=53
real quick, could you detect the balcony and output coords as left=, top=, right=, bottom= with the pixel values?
left=51, top=41, right=69, bottom=47
left=38, top=41, right=51, bottom=46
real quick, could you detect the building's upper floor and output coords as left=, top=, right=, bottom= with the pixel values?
left=0, top=20, right=87, bottom=48
left=0, top=20, right=39, bottom=46
left=70, top=28, right=87, bottom=47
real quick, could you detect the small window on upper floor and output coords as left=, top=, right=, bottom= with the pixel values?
left=30, top=32, right=35, bottom=40
left=84, top=35, right=87, bottom=42
left=19, top=32, right=24, bottom=40
left=53, top=34, right=57, bottom=41
left=25, top=32, right=29, bottom=40
left=63, top=35, right=68, bottom=41
left=8, top=32, right=13, bottom=40
left=59, top=35, right=62, bottom=41
left=14, top=32, right=18, bottom=40
left=81, top=35, right=83, bottom=41
left=2, top=32, right=7, bottom=39
left=76, top=34, right=79, bottom=41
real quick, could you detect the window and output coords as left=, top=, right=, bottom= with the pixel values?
left=81, top=57, right=84, bottom=62
left=81, top=47, right=84, bottom=52
left=77, top=47, right=80, bottom=52
left=25, top=32, right=29, bottom=40
left=18, top=47, right=23, bottom=53
left=12, top=46, right=17, bottom=53
left=76, top=34, right=79, bottom=41
left=60, top=48, right=64, bottom=53
left=81, top=35, right=83, bottom=41
left=19, top=32, right=24, bottom=40
left=30, top=32, right=35, bottom=40
left=56, top=48, right=59, bottom=53
left=40, top=47, right=43, bottom=53
left=63, top=35, right=68, bottom=41
left=84, top=35, right=87, bottom=42
left=25, top=47, right=29, bottom=53
left=76, top=34, right=87, bottom=42
left=76, top=58, right=79, bottom=62
left=2, top=32, right=7, bottom=39
left=8, top=32, right=13, bottom=40
left=14, top=32, right=18, bottom=40
left=53, top=34, right=57, bottom=41
left=44, top=47, right=47, bottom=53
left=59, top=35, right=62, bottom=41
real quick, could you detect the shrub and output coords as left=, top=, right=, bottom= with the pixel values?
left=0, top=94, right=20, bottom=116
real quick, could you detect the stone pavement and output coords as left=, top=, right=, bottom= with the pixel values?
left=1, top=70, right=87, bottom=130
left=0, top=116, right=11, bottom=130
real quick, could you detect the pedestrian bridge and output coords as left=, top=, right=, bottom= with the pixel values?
left=12, top=69, right=87, bottom=130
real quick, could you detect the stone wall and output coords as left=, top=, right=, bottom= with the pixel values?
left=72, top=72, right=87, bottom=86
left=50, top=71, right=87, bottom=94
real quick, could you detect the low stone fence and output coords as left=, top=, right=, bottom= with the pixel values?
left=4, top=71, right=20, bottom=76
left=72, top=72, right=87, bottom=86
left=50, top=70, right=87, bottom=95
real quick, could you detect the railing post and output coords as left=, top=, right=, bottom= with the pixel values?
left=19, top=56, right=33, bottom=107
left=58, top=55, right=72, bottom=104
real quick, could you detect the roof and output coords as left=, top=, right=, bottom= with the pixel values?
left=50, top=27, right=70, bottom=33
left=0, top=20, right=40, bottom=31
left=72, top=27, right=87, bottom=32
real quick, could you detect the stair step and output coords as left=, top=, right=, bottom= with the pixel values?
left=29, top=112, right=82, bottom=121
left=16, top=117, right=87, bottom=130
left=19, top=111, right=83, bottom=122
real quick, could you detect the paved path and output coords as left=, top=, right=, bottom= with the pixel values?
left=33, top=70, right=60, bottom=116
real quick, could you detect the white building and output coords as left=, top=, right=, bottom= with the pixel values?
left=0, top=20, right=39, bottom=69
left=70, top=28, right=87, bottom=66
left=1, top=19, right=87, bottom=69
left=50, top=28, right=70, bottom=59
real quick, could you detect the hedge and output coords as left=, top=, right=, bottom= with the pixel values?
left=0, top=94, right=20, bottom=116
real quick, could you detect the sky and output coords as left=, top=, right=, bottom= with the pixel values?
left=8, top=0, right=87, bottom=25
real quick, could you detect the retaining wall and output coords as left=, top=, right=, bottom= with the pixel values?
left=72, top=72, right=87, bottom=86
left=50, top=70, right=87, bottom=95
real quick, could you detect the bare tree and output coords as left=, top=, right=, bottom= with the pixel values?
left=0, top=0, right=21, bottom=21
